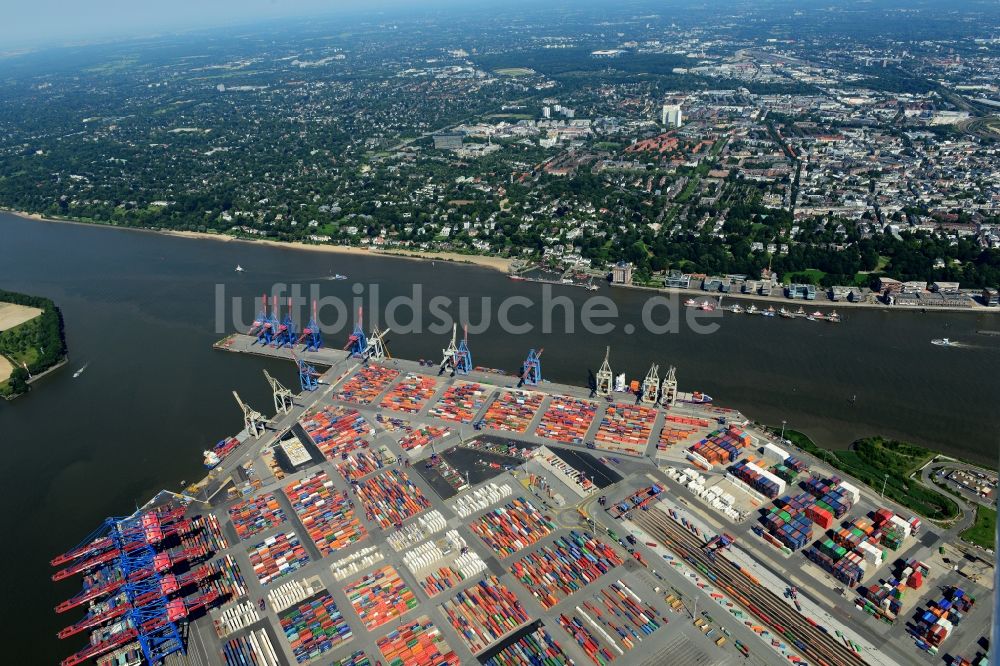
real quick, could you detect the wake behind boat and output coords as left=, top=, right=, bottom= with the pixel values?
left=72, top=363, right=89, bottom=378
left=931, top=337, right=958, bottom=347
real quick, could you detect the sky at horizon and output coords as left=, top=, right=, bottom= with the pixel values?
left=1, top=0, right=398, bottom=49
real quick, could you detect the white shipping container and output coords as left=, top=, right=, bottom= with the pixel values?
left=838, top=481, right=861, bottom=505
left=762, top=443, right=790, bottom=464
left=889, top=514, right=912, bottom=537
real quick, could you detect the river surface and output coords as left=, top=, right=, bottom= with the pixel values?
left=1, top=212, right=999, bottom=661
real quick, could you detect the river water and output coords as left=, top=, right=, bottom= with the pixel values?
left=1, top=212, right=998, bottom=660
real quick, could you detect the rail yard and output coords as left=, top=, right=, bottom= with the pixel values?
left=49, top=317, right=995, bottom=666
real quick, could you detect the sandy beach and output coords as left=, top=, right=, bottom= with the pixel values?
left=1, top=209, right=513, bottom=273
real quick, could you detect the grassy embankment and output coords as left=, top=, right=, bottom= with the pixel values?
left=0, top=290, right=67, bottom=398
left=780, top=431, right=961, bottom=521
left=960, top=506, right=997, bottom=550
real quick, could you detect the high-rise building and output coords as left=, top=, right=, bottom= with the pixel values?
left=661, top=104, right=683, bottom=128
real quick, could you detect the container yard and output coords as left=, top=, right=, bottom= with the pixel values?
left=299, top=405, right=373, bottom=460
left=470, top=497, right=556, bottom=558
left=278, top=590, right=353, bottom=663
left=355, top=469, right=432, bottom=529
left=428, top=381, right=491, bottom=423
left=51, top=335, right=993, bottom=666
left=227, top=493, right=286, bottom=541
left=535, top=395, right=597, bottom=444
left=509, top=531, right=624, bottom=608
left=344, top=564, right=419, bottom=630
left=375, top=615, right=460, bottom=666
left=248, top=531, right=310, bottom=586
left=335, top=365, right=400, bottom=404
left=284, top=471, right=368, bottom=556
left=379, top=372, right=438, bottom=413
left=439, top=575, right=531, bottom=653
left=593, top=404, right=657, bottom=455
left=397, top=424, right=451, bottom=453
left=478, top=389, right=545, bottom=433
left=480, top=622, right=575, bottom=666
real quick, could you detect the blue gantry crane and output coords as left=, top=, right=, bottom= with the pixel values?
left=248, top=293, right=269, bottom=343
left=295, top=354, right=320, bottom=392
left=112, top=513, right=185, bottom=666
left=274, top=297, right=298, bottom=349
left=519, top=348, right=543, bottom=386
left=297, top=300, right=323, bottom=352
left=344, top=306, right=368, bottom=358
left=439, top=323, right=473, bottom=376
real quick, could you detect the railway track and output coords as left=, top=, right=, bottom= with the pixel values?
left=632, top=508, right=867, bottom=666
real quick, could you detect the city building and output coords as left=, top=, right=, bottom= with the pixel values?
left=611, top=261, right=634, bottom=285
left=786, top=283, right=817, bottom=300
left=433, top=132, right=464, bottom=150
left=661, top=104, right=683, bottom=128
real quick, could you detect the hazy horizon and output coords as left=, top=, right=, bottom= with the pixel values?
left=1, top=0, right=417, bottom=50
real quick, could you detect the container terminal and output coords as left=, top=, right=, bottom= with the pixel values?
left=50, top=309, right=996, bottom=666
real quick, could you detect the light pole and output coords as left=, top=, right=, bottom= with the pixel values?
left=881, top=473, right=889, bottom=498
left=780, top=420, right=787, bottom=440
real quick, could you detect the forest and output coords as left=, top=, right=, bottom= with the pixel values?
left=0, top=290, right=67, bottom=398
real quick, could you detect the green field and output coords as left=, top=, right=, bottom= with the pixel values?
left=779, top=431, right=960, bottom=520
left=960, top=506, right=997, bottom=549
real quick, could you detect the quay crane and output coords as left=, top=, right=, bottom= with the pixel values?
left=58, top=562, right=211, bottom=638
left=264, top=370, right=294, bottom=415
left=661, top=365, right=678, bottom=406
left=233, top=391, right=267, bottom=439
left=641, top=363, right=660, bottom=404
left=294, top=354, right=321, bottom=392
left=595, top=346, right=614, bottom=397
left=519, top=348, right=543, bottom=387
left=439, top=323, right=473, bottom=376
left=362, top=326, right=391, bottom=362
left=51, top=508, right=190, bottom=579
left=273, top=297, right=298, bottom=349
left=344, top=306, right=368, bottom=358
left=296, top=300, right=323, bottom=352
left=247, top=293, right=268, bottom=338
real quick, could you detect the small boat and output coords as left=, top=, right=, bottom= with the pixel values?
left=731, top=304, right=744, bottom=314
left=762, top=306, right=776, bottom=317
left=684, top=298, right=697, bottom=307
left=746, top=304, right=758, bottom=315
left=931, top=338, right=958, bottom=347
left=509, top=275, right=526, bottom=281
left=811, top=311, right=824, bottom=318
left=327, top=273, right=348, bottom=280
left=828, top=311, right=840, bottom=322
left=779, top=307, right=793, bottom=318
left=806, top=315, right=816, bottom=321
left=72, top=363, right=89, bottom=378
left=235, top=265, right=245, bottom=272
left=587, top=283, right=599, bottom=292
left=699, top=300, right=715, bottom=311
left=795, top=306, right=806, bottom=316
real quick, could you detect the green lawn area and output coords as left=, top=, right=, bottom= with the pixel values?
left=778, top=431, right=960, bottom=520
left=961, top=506, right=997, bottom=550
left=783, top=268, right=826, bottom=285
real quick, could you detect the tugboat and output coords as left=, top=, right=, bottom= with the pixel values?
left=931, top=337, right=958, bottom=347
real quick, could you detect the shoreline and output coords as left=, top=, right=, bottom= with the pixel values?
left=614, top=282, right=999, bottom=315
left=0, top=209, right=513, bottom=273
